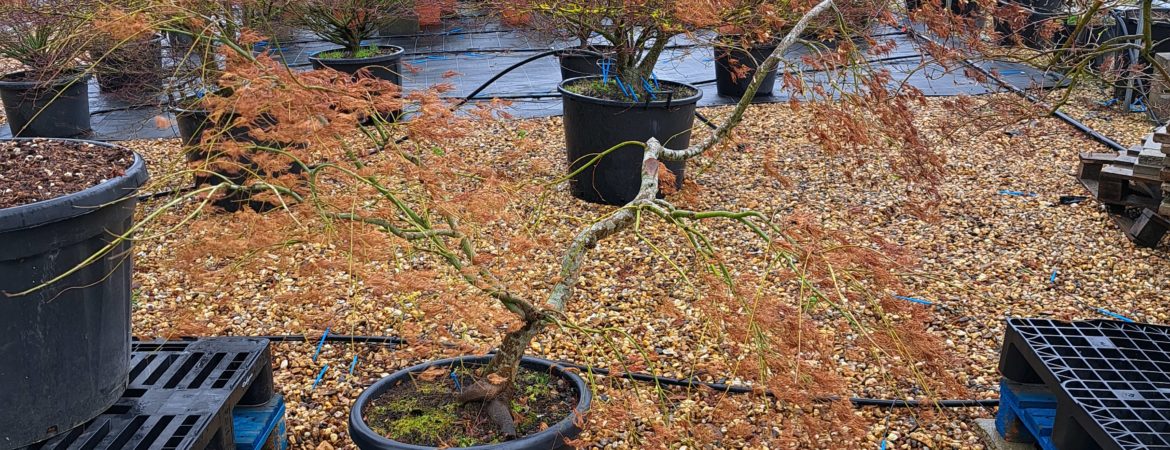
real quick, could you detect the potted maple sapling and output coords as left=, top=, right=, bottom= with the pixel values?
left=330, top=2, right=872, bottom=449
left=301, top=0, right=410, bottom=84
left=151, top=2, right=299, bottom=211
left=703, top=0, right=891, bottom=98
left=530, top=0, right=707, bottom=205
left=88, top=1, right=167, bottom=102
left=0, top=2, right=94, bottom=137
left=703, top=0, right=795, bottom=98
left=95, top=0, right=963, bottom=446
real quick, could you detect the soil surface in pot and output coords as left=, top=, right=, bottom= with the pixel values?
left=364, top=366, right=576, bottom=447
left=0, top=140, right=132, bottom=208
left=316, top=45, right=398, bottom=59
left=562, top=77, right=698, bottom=102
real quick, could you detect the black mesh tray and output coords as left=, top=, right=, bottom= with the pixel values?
left=999, top=318, right=1170, bottom=450
left=23, top=337, right=273, bottom=450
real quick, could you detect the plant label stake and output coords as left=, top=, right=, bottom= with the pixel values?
left=313, top=327, right=330, bottom=362
left=641, top=78, right=658, bottom=100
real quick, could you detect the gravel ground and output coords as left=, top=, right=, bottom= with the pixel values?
left=116, top=90, right=1170, bottom=449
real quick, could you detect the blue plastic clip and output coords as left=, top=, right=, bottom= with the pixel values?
left=312, top=327, right=330, bottom=363
left=1097, top=308, right=1135, bottom=322
left=998, top=189, right=1037, bottom=197
left=312, top=364, right=329, bottom=389
left=348, top=355, right=359, bottom=377
left=1049, top=269, right=1058, bottom=284
left=615, top=78, right=637, bottom=101
left=450, top=371, right=462, bottom=392
left=1098, top=98, right=1118, bottom=107
left=893, top=295, right=933, bottom=306
left=642, top=78, right=657, bottom=100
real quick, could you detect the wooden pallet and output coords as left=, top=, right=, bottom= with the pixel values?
left=1078, top=149, right=1169, bottom=248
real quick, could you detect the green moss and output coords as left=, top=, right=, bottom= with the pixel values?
left=414, top=380, right=449, bottom=395
left=317, top=45, right=384, bottom=59
left=521, top=371, right=554, bottom=400
left=562, top=78, right=625, bottom=99
left=382, top=403, right=459, bottom=445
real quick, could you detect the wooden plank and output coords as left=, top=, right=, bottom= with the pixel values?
left=1130, top=209, right=1169, bottom=248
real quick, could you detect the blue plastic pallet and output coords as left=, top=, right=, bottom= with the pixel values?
left=233, top=395, right=287, bottom=450
left=996, top=379, right=1060, bottom=449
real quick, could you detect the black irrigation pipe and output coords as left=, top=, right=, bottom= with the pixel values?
left=901, top=21, right=1130, bottom=153
left=237, top=333, right=997, bottom=408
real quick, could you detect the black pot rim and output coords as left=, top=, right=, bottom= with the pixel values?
left=0, top=138, right=148, bottom=232
left=0, top=69, right=91, bottom=90
left=166, top=87, right=237, bottom=115
left=308, top=45, right=406, bottom=64
left=558, top=76, right=703, bottom=108
left=349, top=355, right=593, bottom=450
left=558, top=45, right=616, bottom=58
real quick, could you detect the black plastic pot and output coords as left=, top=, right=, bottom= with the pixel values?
left=172, top=102, right=249, bottom=189
left=557, top=47, right=613, bottom=80
left=0, top=71, right=92, bottom=138
left=0, top=139, right=148, bottom=447
left=714, top=41, right=778, bottom=98
left=558, top=76, right=701, bottom=205
left=171, top=98, right=304, bottom=212
left=349, top=356, right=592, bottom=450
left=309, top=45, right=406, bottom=84
left=906, top=0, right=980, bottom=15
left=94, top=36, right=164, bottom=94
left=993, top=0, right=1072, bottom=49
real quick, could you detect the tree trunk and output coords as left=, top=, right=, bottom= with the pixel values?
left=456, top=318, right=545, bottom=436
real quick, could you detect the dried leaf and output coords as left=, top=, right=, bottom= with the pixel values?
left=417, top=366, right=447, bottom=381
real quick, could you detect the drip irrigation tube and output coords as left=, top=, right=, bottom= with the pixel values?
left=902, top=21, right=1130, bottom=153
left=239, top=333, right=997, bottom=408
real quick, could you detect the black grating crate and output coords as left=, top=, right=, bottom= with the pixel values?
left=998, top=318, right=1170, bottom=450
left=23, top=337, right=273, bottom=450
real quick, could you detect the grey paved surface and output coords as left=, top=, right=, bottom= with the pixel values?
left=1, top=15, right=1065, bottom=141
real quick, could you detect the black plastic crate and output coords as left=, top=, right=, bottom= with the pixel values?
left=23, top=337, right=273, bottom=450
left=999, top=318, right=1170, bottom=450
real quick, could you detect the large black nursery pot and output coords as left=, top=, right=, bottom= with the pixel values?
left=714, top=40, right=778, bottom=98
left=557, top=46, right=613, bottom=80
left=171, top=94, right=305, bottom=213
left=0, top=70, right=92, bottom=138
left=558, top=76, right=701, bottom=205
left=309, top=45, right=406, bottom=84
left=993, top=0, right=1071, bottom=49
left=172, top=101, right=248, bottom=193
left=350, top=356, right=592, bottom=450
left=0, top=139, right=148, bottom=447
